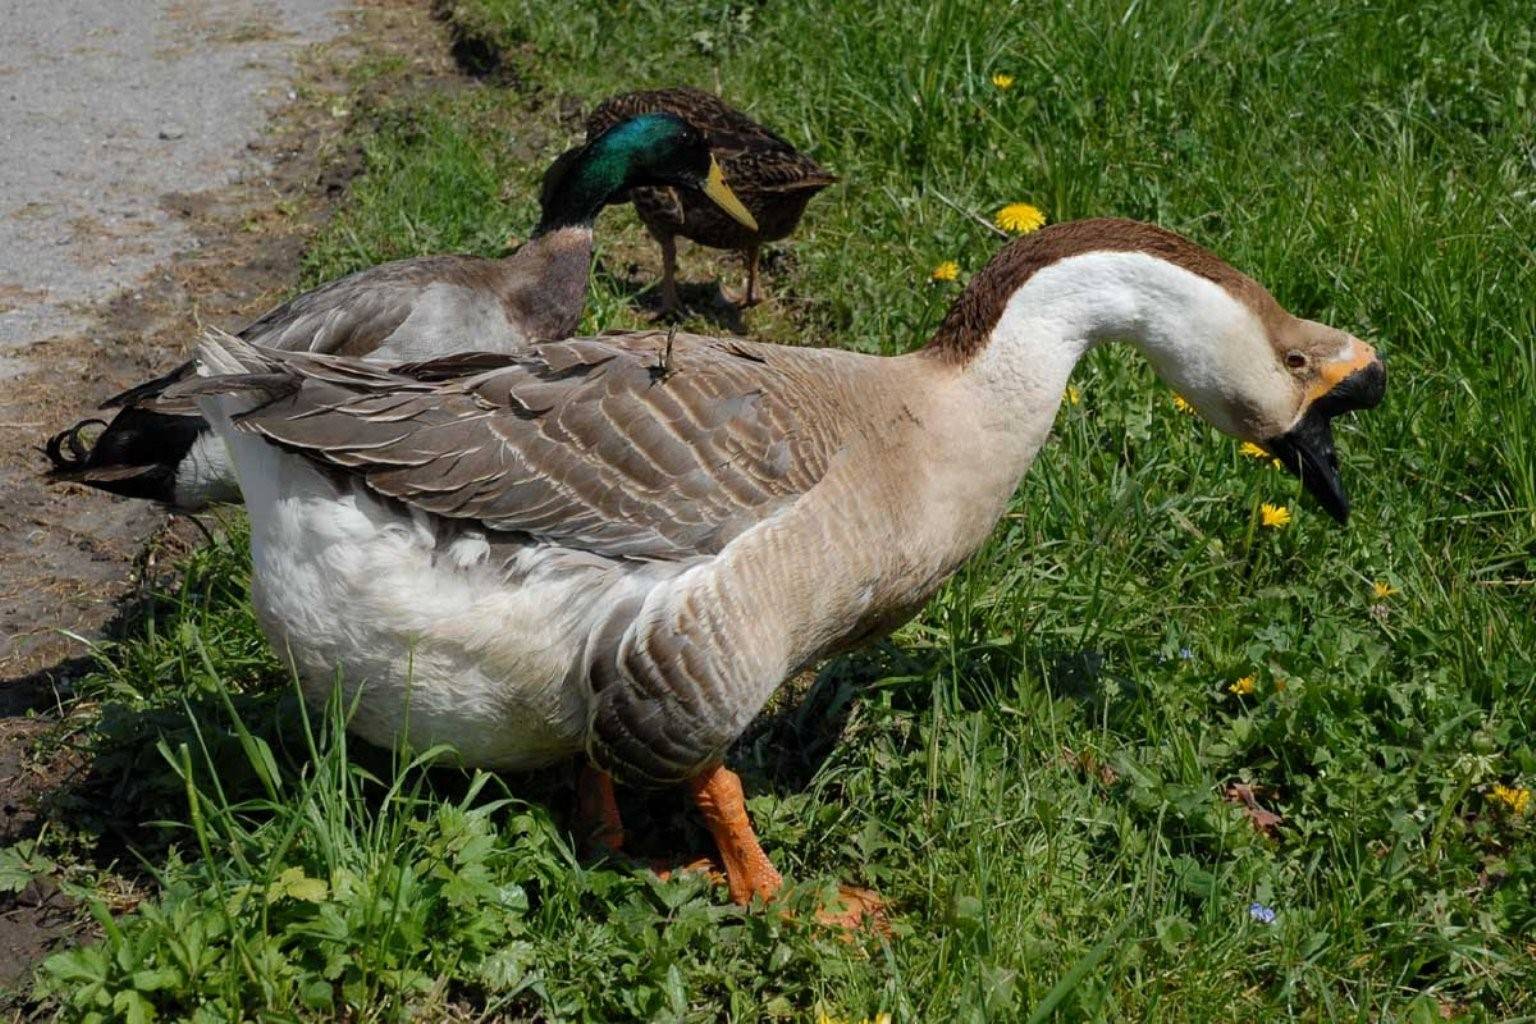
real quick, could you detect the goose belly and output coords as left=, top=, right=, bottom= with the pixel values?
left=243, top=454, right=599, bottom=770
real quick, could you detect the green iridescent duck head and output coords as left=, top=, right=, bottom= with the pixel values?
left=535, top=112, right=756, bottom=235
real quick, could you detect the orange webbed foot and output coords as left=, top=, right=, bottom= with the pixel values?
left=815, top=884, right=889, bottom=936
left=689, top=764, right=783, bottom=904
left=685, top=764, right=890, bottom=935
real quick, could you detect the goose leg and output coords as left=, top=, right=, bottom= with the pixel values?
left=576, top=763, right=625, bottom=854
left=688, top=764, right=782, bottom=904
left=658, top=234, right=680, bottom=314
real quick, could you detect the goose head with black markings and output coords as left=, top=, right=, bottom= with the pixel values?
left=929, top=219, right=1386, bottom=523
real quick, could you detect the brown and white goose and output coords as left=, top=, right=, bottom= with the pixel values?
left=42, top=112, right=756, bottom=510
left=172, top=218, right=1385, bottom=914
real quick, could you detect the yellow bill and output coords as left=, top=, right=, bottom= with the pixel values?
left=702, top=156, right=758, bottom=232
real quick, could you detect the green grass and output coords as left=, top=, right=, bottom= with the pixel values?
left=9, top=0, right=1536, bottom=1019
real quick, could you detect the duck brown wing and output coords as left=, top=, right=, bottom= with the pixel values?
left=588, top=88, right=835, bottom=206
left=720, top=146, right=837, bottom=195
left=207, top=332, right=849, bottom=561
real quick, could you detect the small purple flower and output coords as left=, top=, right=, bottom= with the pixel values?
left=1249, top=902, right=1277, bottom=924
left=1179, top=647, right=1194, bottom=661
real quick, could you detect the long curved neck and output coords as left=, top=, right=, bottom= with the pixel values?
left=946, top=250, right=1263, bottom=485
left=496, top=226, right=593, bottom=340
left=533, top=149, right=621, bottom=236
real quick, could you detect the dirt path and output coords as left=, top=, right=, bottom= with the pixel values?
left=0, top=0, right=464, bottom=991
left=0, top=0, right=352, bottom=683
left=0, top=0, right=348, bottom=369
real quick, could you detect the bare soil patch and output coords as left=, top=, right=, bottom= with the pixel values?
left=0, top=0, right=458, bottom=996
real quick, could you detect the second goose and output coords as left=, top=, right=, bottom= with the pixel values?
left=43, top=112, right=756, bottom=510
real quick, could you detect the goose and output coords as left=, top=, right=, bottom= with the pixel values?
left=586, top=88, right=837, bottom=311
left=168, top=218, right=1385, bottom=917
left=41, top=112, right=757, bottom=510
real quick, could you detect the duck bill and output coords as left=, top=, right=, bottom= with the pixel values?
left=702, top=157, right=758, bottom=232
left=1262, top=359, right=1387, bottom=525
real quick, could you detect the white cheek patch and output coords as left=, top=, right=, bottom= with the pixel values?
left=173, top=430, right=243, bottom=510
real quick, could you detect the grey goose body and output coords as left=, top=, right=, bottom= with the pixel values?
left=44, top=111, right=758, bottom=510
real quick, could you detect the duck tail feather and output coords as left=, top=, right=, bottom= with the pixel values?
left=40, top=405, right=205, bottom=505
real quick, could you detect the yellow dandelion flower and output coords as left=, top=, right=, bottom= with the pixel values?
left=1371, top=580, right=1398, bottom=600
left=1492, top=783, right=1531, bottom=815
left=1065, top=384, right=1082, bottom=406
left=991, top=73, right=1016, bottom=90
left=930, top=260, right=960, bottom=282
left=1239, top=441, right=1270, bottom=460
left=1171, top=393, right=1195, bottom=415
left=1260, top=503, right=1292, bottom=529
left=995, top=202, right=1046, bottom=234
left=1228, top=675, right=1257, bottom=695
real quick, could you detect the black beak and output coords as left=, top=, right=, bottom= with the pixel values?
left=1262, top=360, right=1386, bottom=525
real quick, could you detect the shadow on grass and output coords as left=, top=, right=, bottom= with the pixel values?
left=596, top=258, right=749, bottom=335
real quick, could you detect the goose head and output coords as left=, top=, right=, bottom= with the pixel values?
left=1111, top=269, right=1386, bottom=524
left=535, top=112, right=756, bottom=234
left=927, top=219, right=1386, bottom=522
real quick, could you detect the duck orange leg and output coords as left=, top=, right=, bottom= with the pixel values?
left=688, top=763, right=782, bottom=905
left=575, top=764, right=625, bottom=855
left=725, top=244, right=763, bottom=307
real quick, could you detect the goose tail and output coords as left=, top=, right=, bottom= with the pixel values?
left=39, top=331, right=262, bottom=510
left=157, top=328, right=297, bottom=404
left=42, top=405, right=214, bottom=507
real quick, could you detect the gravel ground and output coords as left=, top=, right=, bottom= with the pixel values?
left=0, top=0, right=346, bottom=375
left=0, top=0, right=355, bottom=682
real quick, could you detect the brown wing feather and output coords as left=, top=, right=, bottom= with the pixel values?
left=221, top=333, right=848, bottom=561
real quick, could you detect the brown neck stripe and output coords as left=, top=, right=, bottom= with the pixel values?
left=923, top=218, right=1277, bottom=362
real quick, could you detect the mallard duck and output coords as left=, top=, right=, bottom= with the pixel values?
left=587, top=87, right=836, bottom=311
left=172, top=219, right=1384, bottom=917
left=42, top=112, right=756, bottom=510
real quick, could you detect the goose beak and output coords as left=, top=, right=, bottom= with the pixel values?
left=701, top=156, right=758, bottom=232
left=1262, top=342, right=1386, bottom=525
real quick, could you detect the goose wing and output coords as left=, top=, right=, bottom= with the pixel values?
left=201, top=331, right=851, bottom=560
left=240, top=254, right=518, bottom=356
left=96, top=256, right=492, bottom=414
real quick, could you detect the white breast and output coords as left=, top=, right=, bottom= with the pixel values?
left=227, top=428, right=638, bottom=769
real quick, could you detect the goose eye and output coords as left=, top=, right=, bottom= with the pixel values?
left=1285, top=351, right=1309, bottom=371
